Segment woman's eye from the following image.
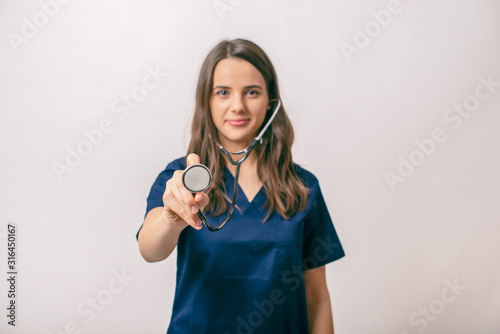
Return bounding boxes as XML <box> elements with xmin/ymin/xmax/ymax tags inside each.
<box><xmin>216</xmin><ymin>90</ymin><xmax>228</xmax><ymax>96</ymax></box>
<box><xmin>247</xmin><ymin>90</ymin><xmax>259</xmax><ymax>96</ymax></box>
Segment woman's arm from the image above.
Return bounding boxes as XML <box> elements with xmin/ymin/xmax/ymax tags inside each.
<box><xmin>138</xmin><ymin>153</ymin><xmax>209</xmax><ymax>262</ymax></box>
<box><xmin>304</xmin><ymin>265</ymin><xmax>335</xmax><ymax>334</ymax></box>
<box><xmin>137</xmin><ymin>207</ymin><xmax>186</xmax><ymax>262</ymax></box>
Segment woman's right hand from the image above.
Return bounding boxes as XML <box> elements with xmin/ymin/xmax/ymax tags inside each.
<box><xmin>162</xmin><ymin>153</ymin><xmax>210</xmax><ymax>230</ymax></box>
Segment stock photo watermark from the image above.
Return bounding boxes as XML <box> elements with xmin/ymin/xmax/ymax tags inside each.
<box><xmin>7</xmin><ymin>0</ymin><xmax>72</xmax><ymax>54</ymax></box>
<box><xmin>213</xmin><ymin>0</ymin><xmax>244</xmax><ymax>21</ymax></box>
<box><xmin>398</xmin><ymin>278</ymin><xmax>467</xmax><ymax>334</ymax></box>
<box><xmin>339</xmin><ymin>0</ymin><xmax>405</xmax><ymax>64</ymax></box>
<box><xmin>51</xmin><ymin>65</ymin><xmax>168</xmax><ymax>182</ymax></box>
<box><xmin>225</xmin><ymin>234</ymin><xmax>342</xmax><ymax>334</ymax></box>
<box><xmin>47</xmin><ymin>268</ymin><xmax>134</xmax><ymax>334</ymax></box>
<box><xmin>384</xmin><ymin>74</ymin><xmax>499</xmax><ymax>192</ymax></box>
<box><xmin>5</xmin><ymin>223</ymin><xmax>18</xmax><ymax>326</ymax></box>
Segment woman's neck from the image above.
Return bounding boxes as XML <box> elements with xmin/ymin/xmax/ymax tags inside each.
<box><xmin>223</xmin><ymin>148</ymin><xmax>258</xmax><ymax>170</ymax></box>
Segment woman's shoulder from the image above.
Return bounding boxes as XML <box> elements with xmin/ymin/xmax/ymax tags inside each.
<box><xmin>163</xmin><ymin>156</ymin><xmax>187</xmax><ymax>172</ymax></box>
<box><xmin>293</xmin><ymin>163</ymin><xmax>320</xmax><ymax>189</ymax></box>
<box><xmin>292</xmin><ymin>163</ymin><xmax>325</xmax><ymax>210</ymax></box>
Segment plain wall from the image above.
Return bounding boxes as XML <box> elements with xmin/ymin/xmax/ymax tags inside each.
<box><xmin>1</xmin><ymin>0</ymin><xmax>499</xmax><ymax>333</ymax></box>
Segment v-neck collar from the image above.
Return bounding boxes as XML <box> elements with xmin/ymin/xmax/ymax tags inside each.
<box><xmin>223</xmin><ymin>166</ymin><xmax>266</xmax><ymax>216</ymax></box>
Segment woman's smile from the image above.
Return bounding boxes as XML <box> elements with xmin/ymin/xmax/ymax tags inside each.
<box><xmin>226</xmin><ymin>118</ymin><xmax>250</xmax><ymax>127</ymax></box>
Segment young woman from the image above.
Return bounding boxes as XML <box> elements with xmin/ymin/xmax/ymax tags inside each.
<box><xmin>137</xmin><ymin>39</ymin><xmax>345</xmax><ymax>334</ymax></box>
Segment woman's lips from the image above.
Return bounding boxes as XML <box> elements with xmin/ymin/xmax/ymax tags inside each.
<box><xmin>226</xmin><ymin>119</ymin><xmax>250</xmax><ymax>127</ymax></box>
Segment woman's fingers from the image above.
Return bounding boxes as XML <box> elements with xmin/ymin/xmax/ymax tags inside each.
<box><xmin>170</xmin><ymin>175</ymin><xmax>202</xmax><ymax>229</ymax></box>
<box><xmin>174</xmin><ymin>170</ymin><xmax>201</xmax><ymax>215</ymax></box>
<box><xmin>195</xmin><ymin>192</ymin><xmax>209</xmax><ymax>209</ymax></box>
<box><xmin>165</xmin><ymin>193</ymin><xmax>201</xmax><ymax>230</ymax></box>
<box><xmin>164</xmin><ymin>174</ymin><xmax>201</xmax><ymax>230</ymax></box>
<box><xmin>186</xmin><ymin>153</ymin><xmax>200</xmax><ymax>167</ymax></box>
<box><xmin>162</xmin><ymin>154</ymin><xmax>210</xmax><ymax>231</ymax></box>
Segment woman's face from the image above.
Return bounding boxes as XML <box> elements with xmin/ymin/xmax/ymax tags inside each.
<box><xmin>210</xmin><ymin>57</ymin><xmax>269</xmax><ymax>150</ymax></box>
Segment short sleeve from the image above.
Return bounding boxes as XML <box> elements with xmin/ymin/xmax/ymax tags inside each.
<box><xmin>302</xmin><ymin>179</ymin><xmax>345</xmax><ymax>270</ymax></box>
<box><xmin>136</xmin><ymin>157</ymin><xmax>186</xmax><ymax>240</ymax></box>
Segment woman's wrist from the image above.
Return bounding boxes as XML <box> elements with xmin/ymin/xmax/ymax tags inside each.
<box><xmin>160</xmin><ymin>209</ymin><xmax>188</xmax><ymax>234</ymax></box>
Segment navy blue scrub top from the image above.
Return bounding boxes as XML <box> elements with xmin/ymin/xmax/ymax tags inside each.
<box><xmin>137</xmin><ymin>156</ymin><xmax>345</xmax><ymax>334</ymax></box>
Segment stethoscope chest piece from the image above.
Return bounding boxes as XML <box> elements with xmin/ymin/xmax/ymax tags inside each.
<box><xmin>182</xmin><ymin>164</ymin><xmax>212</xmax><ymax>192</ymax></box>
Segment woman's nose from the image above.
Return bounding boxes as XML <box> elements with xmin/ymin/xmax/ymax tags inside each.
<box><xmin>229</xmin><ymin>95</ymin><xmax>245</xmax><ymax>113</ymax></box>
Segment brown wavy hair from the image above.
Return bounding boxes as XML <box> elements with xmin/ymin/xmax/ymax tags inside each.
<box><xmin>187</xmin><ymin>38</ymin><xmax>308</xmax><ymax>221</ymax></box>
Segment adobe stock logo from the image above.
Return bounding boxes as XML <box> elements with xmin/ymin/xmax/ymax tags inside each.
<box><xmin>339</xmin><ymin>0</ymin><xmax>404</xmax><ymax>64</ymax></box>
<box><xmin>212</xmin><ymin>0</ymin><xmax>244</xmax><ymax>21</ymax></box>
<box><xmin>226</xmin><ymin>234</ymin><xmax>342</xmax><ymax>334</ymax></box>
<box><xmin>399</xmin><ymin>278</ymin><xmax>467</xmax><ymax>334</ymax></box>
<box><xmin>51</xmin><ymin>65</ymin><xmax>168</xmax><ymax>182</ymax></box>
<box><xmin>47</xmin><ymin>268</ymin><xmax>134</xmax><ymax>334</ymax></box>
<box><xmin>384</xmin><ymin>74</ymin><xmax>498</xmax><ymax>192</ymax></box>
<box><xmin>7</xmin><ymin>0</ymin><xmax>72</xmax><ymax>54</ymax></box>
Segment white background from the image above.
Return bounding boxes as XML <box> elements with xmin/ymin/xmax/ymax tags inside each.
<box><xmin>1</xmin><ymin>0</ymin><xmax>499</xmax><ymax>333</ymax></box>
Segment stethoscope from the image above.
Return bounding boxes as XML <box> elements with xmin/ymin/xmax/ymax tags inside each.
<box><xmin>182</xmin><ymin>99</ymin><xmax>281</xmax><ymax>231</ymax></box>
